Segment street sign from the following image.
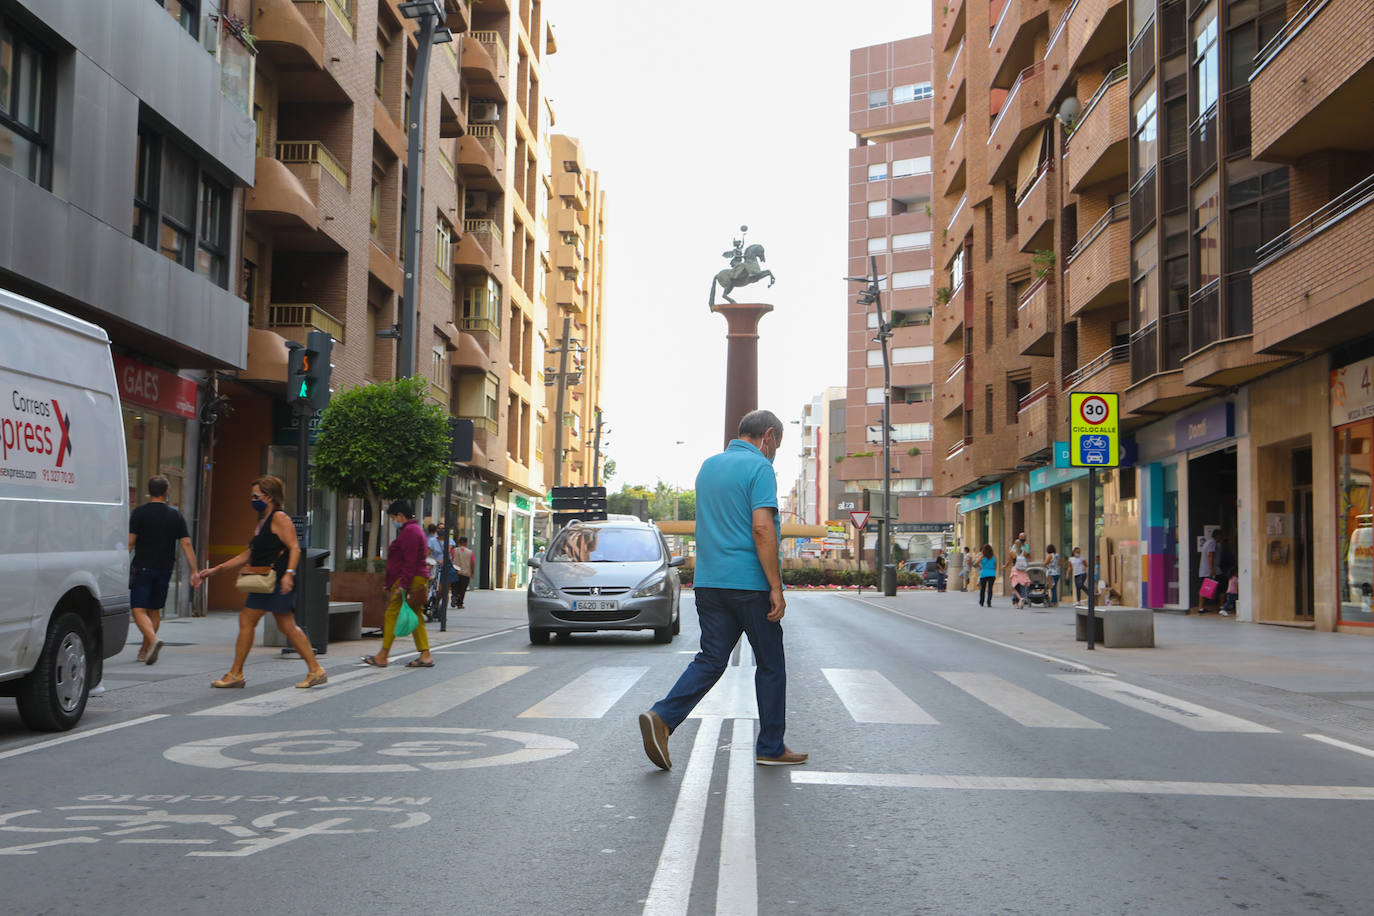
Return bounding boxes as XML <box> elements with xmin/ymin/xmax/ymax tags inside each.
<box><xmin>1069</xmin><ymin>392</ymin><xmax>1119</xmax><ymax>468</ymax></box>
<box><xmin>550</xmin><ymin>485</ymin><xmax>608</xmax><ymax>525</ymax></box>
<box><xmin>850</xmin><ymin>510</ymin><xmax>870</xmax><ymax>530</ymax></box>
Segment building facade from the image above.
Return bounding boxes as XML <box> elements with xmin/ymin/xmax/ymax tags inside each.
<box><xmin>846</xmin><ymin>36</ymin><xmax>955</xmax><ymax>561</ymax></box>
<box><xmin>932</xmin><ymin>0</ymin><xmax>1374</xmax><ymax>631</ymax></box>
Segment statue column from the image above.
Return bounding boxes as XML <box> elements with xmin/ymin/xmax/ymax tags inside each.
<box><xmin>710</xmin><ymin>302</ymin><xmax>774</xmax><ymax>451</ymax></box>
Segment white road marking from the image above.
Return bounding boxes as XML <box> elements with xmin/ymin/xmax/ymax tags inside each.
<box><xmin>821</xmin><ymin>669</ymin><xmax>938</xmax><ymax>725</ymax></box>
<box><xmin>0</xmin><ymin>714</ymin><xmax>168</xmax><ymax>761</ymax></box>
<box><xmin>1306</xmin><ymin>734</ymin><xmax>1374</xmax><ymax>760</ymax></box>
<box><xmin>792</xmin><ymin>770</ymin><xmax>1374</xmax><ymax>800</ymax></box>
<box><xmin>193</xmin><ymin>667</ymin><xmax>409</xmax><ymax>717</ymax></box>
<box><xmin>691</xmin><ymin>666</ymin><xmax>759</xmax><ymax>720</ymax></box>
<box><xmin>361</xmin><ymin>666</ymin><xmax>533</xmax><ymax>718</ymax></box>
<box><xmin>936</xmin><ymin>671</ymin><xmax>1107</xmax><ymax>729</ymax></box>
<box><xmin>1052</xmin><ymin>674</ymin><xmax>1277</xmax><ymax>732</ymax></box>
<box><xmin>717</xmin><ymin>718</ymin><xmax>757</xmax><ymax>916</ymax></box>
<box><xmin>643</xmin><ymin>716</ymin><xmax>724</xmax><ymax>916</ymax></box>
<box><xmin>519</xmin><ymin>666</ymin><xmax>648</xmax><ymax>718</ymax></box>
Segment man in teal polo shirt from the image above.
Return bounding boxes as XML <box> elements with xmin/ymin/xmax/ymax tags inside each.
<box><xmin>638</xmin><ymin>410</ymin><xmax>807</xmax><ymax>769</ymax></box>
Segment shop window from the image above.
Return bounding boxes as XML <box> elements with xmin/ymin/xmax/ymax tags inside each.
<box><xmin>1118</xmin><ymin>466</ymin><xmax>1137</xmax><ymax>500</ymax></box>
<box><xmin>1336</xmin><ymin>420</ymin><xmax>1373</xmax><ymax>624</ymax></box>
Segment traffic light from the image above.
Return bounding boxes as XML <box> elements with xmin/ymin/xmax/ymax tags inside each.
<box><xmin>306</xmin><ymin>329</ymin><xmax>333</xmax><ymax>412</ymax></box>
<box><xmin>287</xmin><ymin>342</ymin><xmax>313</xmax><ymax>410</ymax></box>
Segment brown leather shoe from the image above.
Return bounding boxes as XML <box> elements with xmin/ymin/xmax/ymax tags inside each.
<box><xmin>756</xmin><ymin>747</ymin><xmax>808</xmax><ymax>766</ymax></box>
<box><xmin>638</xmin><ymin>711</ymin><xmax>671</xmax><ymax>770</ymax></box>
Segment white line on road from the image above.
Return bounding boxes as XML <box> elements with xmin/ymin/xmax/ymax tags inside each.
<box><xmin>0</xmin><ymin>714</ymin><xmax>167</xmax><ymax>761</ymax></box>
<box><xmin>1052</xmin><ymin>674</ymin><xmax>1276</xmax><ymax>732</ymax></box>
<box><xmin>643</xmin><ymin>716</ymin><xmax>724</xmax><ymax>916</ymax></box>
<box><xmin>936</xmin><ymin>671</ymin><xmax>1107</xmax><ymax>729</ymax></box>
<box><xmin>821</xmin><ymin>668</ymin><xmax>938</xmax><ymax>725</ymax></box>
<box><xmin>1306</xmin><ymin>734</ymin><xmax>1374</xmax><ymax>760</ymax></box>
<box><xmin>361</xmin><ymin>666</ymin><xmax>533</xmax><ymax>718</ymax></box>
<box><xmin>518</xmin><ymin>666</ymin><xmax>648</xmax><ymax>718</ymax></box>
<box><xmin>193</xmin><ymin>667</ymin><xmax>409</xmax><ymax>717</ymax></box>
<box><xmin>792</xmin><ymin>770</ymin><xmax>1374</xmax><ymax>800</ymax></box>
<box><xmin>691</xmin><ymin>666</ymin><xmax>759</xmax><ymax>720</ymax></box>
<box><xmin>717</xmin><ymin>718</ymin><xmax>757</xmax><ymax>916</ymax></box>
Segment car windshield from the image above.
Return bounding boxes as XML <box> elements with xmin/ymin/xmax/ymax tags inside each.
<box><xmin>546</xmin><ymin>525</ymin><xmax>663</xmax><ymax>562</ymax></box>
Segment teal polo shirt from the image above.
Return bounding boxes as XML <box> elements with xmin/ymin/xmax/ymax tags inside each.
<box><xmin>693</xmin><ymin>439</ymin><xmax>780</xmax><ymax>591</ymax></box>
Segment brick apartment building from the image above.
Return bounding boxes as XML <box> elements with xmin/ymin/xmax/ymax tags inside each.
<box><xmin>932</xmin><ymin>0</ymin><xmax>1374</xmax><ymax>631</ymax></box>
<box><xmin>845</xmin><ymin>36</ymin><xmax>956</xmax><ymax>563</ymax></box>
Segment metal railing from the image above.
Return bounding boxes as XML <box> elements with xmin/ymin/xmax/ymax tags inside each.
<box><xmin>1015</xmin><ymin>156</ymin><xmax>1053</xmax><ymax>205</ymax></box>
<box><xmin>458</xmin><ymin>413</ymin><xmax>499</xmax><ymax>436</ymax></box>
<box><xmin>990</xmin><ymin>0</ymin><xmax>1015</xmax><ymax>47</ymax></box>
<box><xmin>1017</xmin><ymin>382</ymin><xmax>1051</xmax><ymax>412</ymax></box>
<box><xmin>1064</xmin><ymin>344</ymin><xmax>1128</xmax><ymax>389</ymax></box>
<box><xmin>463</xmin><ymin>217</ymin><xmax>504</xmax><ymax>246</ymax></box>
<box><xmin>988</xmin><ymin>63</ymin><xmax>1042</xmax><ymax>142</ymax></box>
<box><xmin>1018</xmin><ymin>275</ymin><xmax>1050</xmax><ymax>309</ymax></box>
<box><xmin>946</xmin><ymin>355</ymin><xmax>968</xmax><ymax>383</ymax></box>
<box><xmin>947</xmin><ymin>437</ymin><xmax>971</xmax><ymax>459</ymax></box>
<box><xmin>947</xmin><ymin>39</ymin><xmax>965</xmax><ymax>81</ymax></box>
<box><xmin>267</xmin><ymin>303</ymin><xmax>344</xmax><ymax>341</ymax></box>
<box><xmin>948</xmin><ymin>116</ymin><xmax>965</xmax><ymax>151</ymax></box>
<box><xmin>947</xmin><ymin>192</ymin><xmax>967</xmax><ymax>230</ymax></box>
<box><xmin>1065</xmin><ymin>63</ymin><xmax>1127</xmax><ymax>143</ymax></box>
<box><xmin>275</xmin><ymin>140</ymin><xmax>350</xmax><ymax>188</ymax></box>
<box><xmin>467</xmin><ymin>123</ymin><xmax>507</xmax><ymax>160</ymax></box>
<box><xmin>1255</xmin><ymin>172</ymin><xmax>1374</xmax><ymax>267</ymax></box>
<box><xmin>1047</xmin><ymin>0</ymin><xmax>1078</xmax><ymax>51</ymax></box>
<box><xmin>1252</xmin><ymin>0</ymin><xmax>1330</xmax><ymax>77</ymax></box>
<box><xmin>1066</xmin><ymin>203</ymin><xmax>1127</xmax><ymax>264</ymax></box>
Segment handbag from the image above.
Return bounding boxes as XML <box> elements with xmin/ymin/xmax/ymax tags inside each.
<box><xmin>1199</xmin><ymin>577</ymin><xmax>1220</xmax><ymax>600</ymax></box>
<box><xmin>407</xmin><ymin>579</ymin><xmax>429</xmax><ymax>612</ymax></box>
<box><xmin>236</xmin><ymin>565</ymin><xmax>278</xmax><ymax>594</ymax></box>
<box><xmin>394</xmin><ymin>598</ymin><xmax>420</xmax><ymax>637</ymax></box>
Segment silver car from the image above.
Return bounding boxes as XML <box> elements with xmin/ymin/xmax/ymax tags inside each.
<box><xmin>526</xmin><ymin>520</ymin><xmax>684</xmax><ymax>644</ymax></box>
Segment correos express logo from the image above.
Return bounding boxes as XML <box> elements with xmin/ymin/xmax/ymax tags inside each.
<box><xmin>1</xmin><ymin>389</ymin><xmax>76</xmax><ymax>486</ymax></box>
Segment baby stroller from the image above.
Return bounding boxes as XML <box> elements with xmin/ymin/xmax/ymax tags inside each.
<box><xmin>1023</xmin><ymin>563</ymin><xmax>1050</xmax><ymax>607</ymax></box>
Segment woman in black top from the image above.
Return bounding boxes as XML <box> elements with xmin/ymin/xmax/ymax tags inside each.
<box><xmin>192</xmin><ymin>475</ymin><xmax>327</xmax><ymax>689</ymax></box>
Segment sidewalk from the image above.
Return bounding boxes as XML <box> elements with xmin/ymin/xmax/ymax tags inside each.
<box><xmin>97</xmin><ymin>589</ymin><xmax>530</xmax><ymax>693</ymax></box>
<box><xmin>841</xmin><ymin>586</ymin><xmax>1374</xmax><ymax>748</ymax></box>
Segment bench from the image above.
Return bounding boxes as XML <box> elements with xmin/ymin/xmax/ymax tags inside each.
<box><xmin>1074</xmin><ymin>606</ymin><xmax>1155</xmax><ymax>648</ymax></box>
<box><xmin>261</xmin><ymin>601</ymin><xmax>365</xmax><ymax>647</ymax></box>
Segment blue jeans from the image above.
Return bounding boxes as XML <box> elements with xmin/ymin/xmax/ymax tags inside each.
<box><xmin>1049</xmin><ymin>574</ymin><xmax>1060</xmax><ymax>604</ymax></box>
<box><xmin>651</xmin><ymin>587</ymin><xmax>787</xmax><ymax>758</ymax></box>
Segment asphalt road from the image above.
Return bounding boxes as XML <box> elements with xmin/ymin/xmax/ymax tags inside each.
<box><xmin>3</xmin><ymin>591</ymin><xmax>1374</xmax><ymax>915</ymax></box>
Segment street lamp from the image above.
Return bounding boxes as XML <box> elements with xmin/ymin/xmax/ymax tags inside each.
<box><xmin>397</xmin><ymin>0</ymin><xmax>454</xmax><ymax>378</ymax></box>
<box><xmin>847</xmin><ymin>255</ymin><xmax>896</xmax><ymax>596</ymax></box>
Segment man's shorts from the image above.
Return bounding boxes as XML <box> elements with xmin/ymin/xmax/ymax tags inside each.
<box><xmin>131</xmin><ymin>568</ymin><xmax>174</xmax><ymax>611</ymax></box>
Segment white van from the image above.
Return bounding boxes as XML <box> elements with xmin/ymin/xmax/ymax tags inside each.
<box><xmin>0</xmin><ymin>290</ymin><xmax>129</xmax><ymax>730</ymax></box>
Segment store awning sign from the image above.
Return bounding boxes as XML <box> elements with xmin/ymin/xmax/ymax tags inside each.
<box><xmin>957</xmin><ymin>481</ymin><xmax>1002</xmax><ymax>514</ymax></box>
<box><xmin>113</xmin><ymin>355</ymin><xmax>198</xmax><ymax>419</ymax></box>
<box><xmin>1331</xmin><ymin>355</ymin><xmax>1374</xmax><ymax>428</ymax></box>
<box><xmin>1175</xmin><ymin>402</ymin><xmax>1234</xmax><ymax>450</ymax></box>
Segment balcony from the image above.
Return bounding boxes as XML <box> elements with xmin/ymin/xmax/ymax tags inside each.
<box><xmin>266</xmin><ymin>303</ymin><xmax>344</xmax><ymax>344</ymax></box>
<box><xmin>939</xmin><ymin>356</ymin><xmax>968</xmax><ymax>418</ymax></box>
<box><xmin>1016</xmin><ymin>385</ymin><xmax>1055</xmax><ymax>462</ymax></box>
<box><xmin>268</xmin><ymin>0</ymin><xmax>351</xmax><ymax>103</ymax></box>
<box><xmin>1064</xmin><ymin>344</ymin><xmax>1130</xmax><ymax>393</ymax></box>
<box><xmin>439</xmin><ymin>92</ymin><xmax>468</xmax><ymax>139</ymax></box>
<box><xmin>987</xmin><ymin>63</ymin><xmax>1047</xmax><ymax>182</ymax></box>
<box><xmin>937</xmin><ymin>0</ymin><xmax>966</xmax><ymax>51</ymax></box>
<box><xmin>1064</xmin><ymin>204</ymin><xmax>1128</xmax><ymax>318</ymax></box>
<box><xmin>442</xmin><ymin>0</ymin><xmax>471</xmax><ymax>32</ymax></box>
<box><xmin>1182</xmin><ymin>275</ymin><xmax>1289</xmax><ymax>387</ymax></box>
<box><xmin>1042</xmin><ymin>3</ymin><xmax>1072</xmax><ymax>102</ymax></box>
<box><xmin>246</xmin><ymin>157</ymin><xmax>317</xmax><ymax>232</ymax></box>
<box><xmin>988</xmin><ymin>0</ymin><xmax>1050</xmax><ymax>88</ymax></box>
<box><xmin>1250</xmin><ymin>0</ymin><xmax>1374</xmax><ymax>163</ymax></box>
<box><xmin>940</xmin><ymin>117</ymin><xmax>967</xmax><ymax>198</ymax></box>
<box><xmin>944</xmin><ymin>190</ymin><xmax>972</xmax><ymax>259</ymax></box>
<box><xmin>940</xmin><ymin>39</ymin><xmax>967</xmax><ymax>125</ymax></box>
<box><xmin>1015</xmin><ymin>159</ymin><xmax>1056</xmax><ymax>252</ymax></box>
<box><xmin>891</xmin><ymin>360</ymin><xmax>935</xmax><ymax>390</ymax></box>
<box><xmin>1065</xmin><ymin>65</ymin><xmax>1127</xmax><ymax>192</ymax></box>
<box><xmin>462</xmin><ymin>31</ymin><xmax>508</xmax><ymax>98</ymax></box>
<box><xmin>555</xmin><ymin>275</ymin><xmax>586</xmax><ymax>314</ymax></box>
<box><xmin>558</xmin><ymin>170</ymin><xmax>587</xmax><ymax>210</ymax></box>
<box><xmin>457</xmin><ymin>124</ymin><xmax>505</xmax><ymax>190</ymax></box>
<box><xmin>450</xmin><ymin>331</ymin><xmax>490</xmax><ymax>373</ymax></box>
<box><xmin>253</xmin><ymin>0</ymin><xmax>324</xmax><ymax>71</ymax></box>
<box><xmin>935</xmin><ymin>288</ymin><xmax>964</xmax><ymax>344</ymax></box>
<box><xmin>455</xmin><ymin>218</ymin><xmax>503</xmax><ymax>273</ymax></box>
<box><xmin>1016</xmin><ymin>277</ymin><xmax>1055</xmax><ymax>357</ymax></box>
<box><xmin>554</xmin><ymin>240</ymin><xmax>586</xmax><ymax>270</ymax></box>
<box><xmin>554</xmin><ymin>207</ymin><xmax>585</xmax><ymax>240</ymax></box>
<box><xmin>1065</xmin><ymin>0</ymin><xmax>1127</xmax><ymax>75</ymax></box>
<box><xmin>248</xmin><ymin>142</ymin><xmax>350</xmax><ymax>248</ymax></box>
<box><xmin>1123</xmin><ymin>315</ymin><xmax>1202</xmax><ymax>417</ymax></box>
<box><xmin>1252</xmin><ymin>172</ymin><xmax>1374</xmax><ymax>353</ymax></box>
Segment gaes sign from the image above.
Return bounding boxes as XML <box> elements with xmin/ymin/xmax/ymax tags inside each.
<box><xmin>1069</xmin><ymin>392</ymin><xmax>1119</xmax><ymax>468</ymax></box>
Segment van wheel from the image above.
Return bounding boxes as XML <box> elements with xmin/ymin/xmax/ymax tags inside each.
<box><xmin>16</xmin><ymin>612</ymin><xmax>90</xmax><ymax>732</ymax></box>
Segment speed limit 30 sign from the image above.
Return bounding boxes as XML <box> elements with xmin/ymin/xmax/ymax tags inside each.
<box><xmin>1069</xmin><ymin>392</ymin><xmax>1119</xmax><ymax>467</ymax></box>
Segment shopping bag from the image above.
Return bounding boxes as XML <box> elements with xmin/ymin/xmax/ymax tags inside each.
<box><xmin>1198</xmin><ymin>577</ymin><xmax>1220</xmax><ymax>600</ymax></box>
<box><xmin>394</xmin><ymin>598</ymin><xmax>420</xmax><ymax>637</ymax></box>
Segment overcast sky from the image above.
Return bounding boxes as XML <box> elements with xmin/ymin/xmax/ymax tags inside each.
<box><xmin>545</xmin><ymin>1</ymin><xmax>931</xmax><ymax>491</ymax></box>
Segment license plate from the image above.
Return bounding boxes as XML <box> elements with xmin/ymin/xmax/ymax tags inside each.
<box><xmin>573</xmin><ymin>600</ymin><xmax>618</xmax><ymax>611</ymax></box>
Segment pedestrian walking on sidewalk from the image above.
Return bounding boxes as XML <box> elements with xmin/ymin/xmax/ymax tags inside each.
<box><xmin>638</xmin><ymin>410</ymin><xmax>806</xmax><ymax>771</ymax></box>
<box><xmin>193</xmin><ymin>476</ymin><xmax>327</xmax><ymax>690</ymax></box>
<box><xmin>1044</xmin><ymin>544</ymin><xmax>1061</xmax><ymax>606</ymax></box>
<box><xmin>978</xmin><ymin>544</ymin><xmax>997</xmax><ymax>606</ymax></box>
<box><xmin>128</xmin><ymin>476</ymin><xmax>198</xmax><ymax>665</ymax></box>
<box><xmin>451</xmin><ymin>536</ymin><xmax>474</xmax><ymax>609</ymax></box>
<box><xmin>362</xmin><ymin>499</ymin><xmax>435</xmax><ymax>669</ymax></box>
<box><xmin>1009</xmin><ymin>550</ymin><xmax>1031</xmax><ymax>608</ymax></box>
<box><xmin>960</xmin><ymin>546</ymin><xmax>972</xmax><ymax>591</ymax></box>
<box><xmin>1069</xmin><ymin>546</ymin><xmax>1087</xmax><ymax>603</ymax></box>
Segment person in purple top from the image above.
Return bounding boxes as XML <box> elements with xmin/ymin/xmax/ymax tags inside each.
<box><xmin>362</xmin><ymin>498</ymin><xmax>435</xmax><ymax>668</ymax></box>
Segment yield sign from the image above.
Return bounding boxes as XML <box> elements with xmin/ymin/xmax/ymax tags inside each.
<box><xmin>849</xmin><ymin>510</ymin><xmax>871</xmax><ymax>531</ymax></box>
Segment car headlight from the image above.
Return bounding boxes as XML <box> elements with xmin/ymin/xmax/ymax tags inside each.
<box><xmin>529</xmin><ymin>574</ymin><xmax>559</xmax><ymax>598</ymax></box>
<box><xmin>633</xmin><ymin>574</ymin><xmax>667</xmax><ymax>598</ymax></box>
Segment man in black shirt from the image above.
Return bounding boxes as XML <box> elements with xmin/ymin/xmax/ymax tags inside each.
<box><xmin>128</xmin><ymin>476</ymin><xmax>197</xmax><ymax>664</ymax></box>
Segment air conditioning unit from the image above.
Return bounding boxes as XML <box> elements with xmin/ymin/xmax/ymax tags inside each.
<box><xmin>465</xmin><ymin>191</ymin><xmax>490</xmax><ymax>214</ymax></box>
<box><xmin>470</xmin><ymin>102</ymin><xmax>500</xmax><ymax>122</ymax></box>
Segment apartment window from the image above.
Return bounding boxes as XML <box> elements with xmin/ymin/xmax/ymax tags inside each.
<box><xmin>904</xmin><ymin>384</ymin><xmax>933</xmax><ymax>403</ymax></box>
<box><xmin>1008</xmin><ymin>378</ymin><xmax>1031</xmax><ymax>423</ymax></box>
<box><xmin>892</xmin><ymin>156</ymin><xmax>931</xmax><ymax>178</ymax></box>
<box><xmin>1192</xmin><ymin>173</ymin><xmax>1221</xmax><ymax>288</ymax></box>
<box><xmin>1192</xmin><ymin>9</ymin><xmax>1219</xmax><ymax>119</ymax></box>
<box><xmin>133</xmin><ymin>127</ymin><xmax>232</xmax><ymax>289</ymax></box>
<box><xmin>893</xmin><ymin>82</ymin><xmax>933</xmax><ymax>104</ymax></box>
<box><xmin>868</xmin><ymin>200</ymin><xmax>888</xmax><ymax>218</ymax></box>
<box><xmin>894</xmin><ymin>231</ymin><xmax>931</xmax><ymax>250</ymax></box>
<box><xmin>375</xmin><ymin>52</ymin><xmax>385</xmax><ymax>98</ymax></box>
<box><xmin>868</xmin><ymin>162</ymin><xmax>888</xmax><ymax>182</ymax></box>
<box><xmin>867</xmin><ymin>349</ymin><xmax>885</xmax><ymax>368</ymax></box>
<box><xmin>155</xmin><ymin>0</ymin><xmax>200</xmax><ymax>39</ymax></box>
<box><xmin>1131</xmin><ymin>232</ymin><xmax>1158</xmax><ymax>332</ymax></box>
<box><xmin>867</xmin><ymin>237</ymin><xmax>886</xmax><ymax>254</ymax></box>
<box><xmin>892</xmin><ymin>423</ymin><xmax>933</xmax><ymax>441</ymax></box>
<box><xmin>984</xmin><ymin>386</ymin><xmax>994</xmax><ymax>435</ymax></box>
<box><xmin>892</xmin><ymin>345</ymin><xmax>934</xmax><ymax>364</ymax></box>
<box><xmin>370</xmin><ymin>168</ymin><xmax>382</xmax><ymax>238</ymax></box>
<box><xmin>949</xmin><ymin>245</ymin><xmax>967</xmax><ymax>290</ymax></box>
<box><xmin>1131</xmin><ymin>0</ymin><xmax>1153</xmax><ymax>37</ymax></box>
<box><xmin>1226</xmin><ymin>162</ymin><xmax>1289</xmax><ymax>272</ymax></box>
<box><xmin>866</xmin><ymin>387</ymin><xmax>885</xmax><ymax>405</ymax></box>
<box><xmin>462</xmin><ymin>276</ymin><xmax>502</xmax><ymax>334</ymax></box>
<box><xmin>1132</xmin><ymin>84</ymin><xmax>1158</xmax><ymax>181</ymax></box>
<box><xmin>436</xmin><ymin>213</ymin><xmax>454</xmax><ymax>276</ymax></box>
<box><xmin>892</xmin><ymin>269</ymin><xmax>932</xmax><ymax>289</ymax></box>
<box><xmin>196</xmin><ymin>175</ymin><xmax>229</xmax><ymax>286</ymax></box>
<box><xmin>867</xmin><ymin>89</ymin><xmax>887</xmax><ymax>109</ymax></box>
<box><xmin>252</xmin><ymin>104</ymin><xmax>265</xmax><ymax>158</ymax></box>
<box><xmin>1163</xmin><ymin>213</ymin><xmax>1189</xmax><ymax>315</ymax></box>
<box><xmin>1226</xmin><ymin>0</ymin><xmax>1285</xmax><ymax>87</ymax></box>
<box><xmin>0</xmin><ymin>20</ymin><xmax>54</xmax><ymax>187</ymax></box>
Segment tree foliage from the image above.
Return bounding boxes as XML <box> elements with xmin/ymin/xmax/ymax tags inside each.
<box><xmin>607</xmin><ymin>481</ymin><xmax>695</xmax><ymax>521</ymax></box>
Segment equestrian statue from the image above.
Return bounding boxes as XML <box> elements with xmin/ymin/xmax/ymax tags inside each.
<box><xmin>710</xmin><ymin>225</ymin><xmax>776</xmax><ymax>306</ymax></box>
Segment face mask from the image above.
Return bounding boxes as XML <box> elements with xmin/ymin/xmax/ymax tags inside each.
<box><xmin>250</xmin><ymin>497</ymin><xmax>267</xmax><ymax>512</ymax></box>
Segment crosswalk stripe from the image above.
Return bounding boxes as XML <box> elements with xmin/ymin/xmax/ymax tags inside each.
<box><xmin>821</xmin><ymin>669</ymin><xmax>938</xmax><ymax>725</ymax></box>
<box><xmin>1052</xmin><ymin>674</ymin><xmax>1277</xmax><ymax>732</ymax></box>
<box><xmin>518</xmin><ymin>666</ymin><xmax>649</xmax><ymax>718</ymax></box>
<box><xmin>192</xmin><ymin>667</ymin><xmax>408</xmax><ymax>717</ymax></box>
<box><xmin>689</xmin><ymin>666</ymin><xmax>759</xmax><ymax>720</ymax></box>
<box><xmin>936</xmin><ymin>671</ymin><xmax>1108</xmax><ymax>729</ymax></box>
<box><xmin>359</xmin><ymin>666</ymin><xmax>533</xmax><ymax>718</ymax></box>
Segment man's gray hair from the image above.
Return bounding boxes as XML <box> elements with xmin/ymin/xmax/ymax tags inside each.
<box><xmin>737</xmin><ymin>409</ymin><xmax>784</xmax><ymax>440</ymax></box>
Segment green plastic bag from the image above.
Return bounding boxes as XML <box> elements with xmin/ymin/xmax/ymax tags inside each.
<box><xmin>394</xmin><ymin>598</ymin><xmax>420</xmax><ymax>638</ymax></box>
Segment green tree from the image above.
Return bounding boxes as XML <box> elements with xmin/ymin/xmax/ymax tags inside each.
<box><xmin>602</xmin><ymin>458</ymin><xmax>616</xmax><ymax>482</ymax></box>
<box><xmin>313</xmin><ymin>376</ymin><xmax>451</xmax><ymax>567</ymax></box>
<box><xmin>608</xmin><ymin>484</ymin><xmax>653</xmax><ymax>520</ymax></box>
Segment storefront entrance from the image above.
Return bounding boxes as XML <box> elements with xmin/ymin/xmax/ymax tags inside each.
<box><xmin>1188</xmin><ymin>447</ymin><xmax>1238</xmax><ymax>608</ymax></box>
<box><xmin>1336</xmin><ymin>420</ymin><xmax>1372</xmax><ymax>625</ymax></box>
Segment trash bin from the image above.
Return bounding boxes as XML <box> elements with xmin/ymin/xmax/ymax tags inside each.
<box><xmin>262</xmin><ymin>548</ymin><xmax>330</xmax><ymax>652</ymax></box>
<box><xmin>883</xmin><ymin>563</ymin><xmax>897</xmax><ymax>597</ymax></box>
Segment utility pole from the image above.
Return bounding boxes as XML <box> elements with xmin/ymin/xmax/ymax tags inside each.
<box><xmin>548</xmin><ymin>316</ymin><xmax>586</xmax><ymax>487</ymax></box>
<box><xmin>591</xmin><ymin>407</ymin><xmax>603</xmax><ymax>485</ymax></box>
<box><xmin>848</xmin><ymin>255</ymin><xmax>896</xmax><ymax>596</ymax></box>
